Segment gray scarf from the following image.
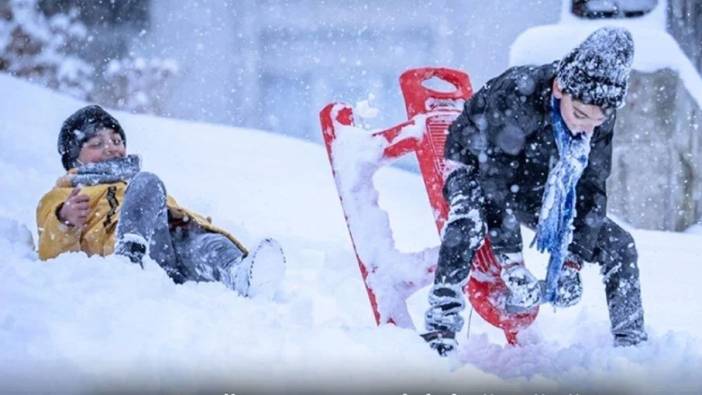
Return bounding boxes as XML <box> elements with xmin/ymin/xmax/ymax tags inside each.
<box><xmin>71</xmin><ymin>155</ymin><xmax>141</xmax><ymax>186</ymax></box>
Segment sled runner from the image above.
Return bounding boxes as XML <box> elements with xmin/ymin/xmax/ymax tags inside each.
<box><xmin>319</xmin><ymin>67</ymin><xmax>538</xmax><ymax>345</ymax></box>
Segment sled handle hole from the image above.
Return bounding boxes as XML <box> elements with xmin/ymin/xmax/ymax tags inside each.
<box><xmin>421</xmin><ymin>76</ymin><xmax>459</xmax><ymax>94</ymax></box>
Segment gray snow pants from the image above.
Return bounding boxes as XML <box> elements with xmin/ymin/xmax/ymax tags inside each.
<box><xmin>115</xmin><ymin>172</ymin><xmax>245</xmax><ymax>287</ymax></box>
<box><xmin>430</xmin><ymin>169</ymin><xmax>647</xmax><ymax>344</ymax></box>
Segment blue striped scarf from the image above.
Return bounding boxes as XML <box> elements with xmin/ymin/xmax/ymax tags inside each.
<box><xmin>532</xmin><ymin>97</ymin><xmax>592</xmax><ymax>303</ymax></box>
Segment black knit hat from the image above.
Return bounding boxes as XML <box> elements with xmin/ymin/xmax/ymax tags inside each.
<box><xmin>58</xmin><ymin>105</ymin><xmax>126</xmax><ymax>170</ymax></box>
<box><xmin>556</xmin><ymin>27</ymin><xmax>634</xmax><ymax>109</ymax></box>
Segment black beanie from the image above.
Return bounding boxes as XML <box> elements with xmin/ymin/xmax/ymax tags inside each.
<box><xmin>556</xmin><ymin>27</ymin><xmax>634</xmax><ymax>109</ymax></box>
<box><xmin>58</xmin><ymin>105</ymin><xmax>126</xmax><ymax>170</ymax></box>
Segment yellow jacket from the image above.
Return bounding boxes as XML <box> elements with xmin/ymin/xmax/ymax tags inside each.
<box><xmin>36</xmin><ymin>174</ymin><xmax>247</xmax><ymax>261</ymax></box>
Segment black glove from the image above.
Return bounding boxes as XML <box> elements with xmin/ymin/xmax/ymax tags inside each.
<box><xmin>553</xmin><ymin>256</ymin><xmax>583</xmax><ymax>308</ymax></box>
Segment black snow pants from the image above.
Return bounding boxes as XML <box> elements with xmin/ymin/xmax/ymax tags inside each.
<box><xmin>432</xmin><ymin>167</ymin><xmax>647</xmax><ymax>343</ymax></box>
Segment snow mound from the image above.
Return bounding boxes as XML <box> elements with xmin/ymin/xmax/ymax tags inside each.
<box><xmin>1</xmin><ymin>71</ymin><xmax>702</xmax><ymax>393</ymax></box>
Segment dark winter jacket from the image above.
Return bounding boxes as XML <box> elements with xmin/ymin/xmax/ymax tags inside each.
<box><xmin>444</xmin><ymin>62</ymin><xmax>616</xmax><ymax>262</ymax></box>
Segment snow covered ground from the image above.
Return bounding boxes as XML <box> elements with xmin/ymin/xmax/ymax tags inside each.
<box><xmin>1</xmin><ymin>74</ymin><xmax>701</xmax><ymax>394</ymax></box>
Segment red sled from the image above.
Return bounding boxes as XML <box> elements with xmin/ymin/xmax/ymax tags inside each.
<box><xmin>319</xmin><ymin>67</ymin><xmax>538</xmax><ymax>345</ymax></box>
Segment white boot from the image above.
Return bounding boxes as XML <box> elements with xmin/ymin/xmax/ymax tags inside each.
<box><xmin>231</xmin><ymin>238</ymin><xmax>286</xmax><ymax>299</ymax></box>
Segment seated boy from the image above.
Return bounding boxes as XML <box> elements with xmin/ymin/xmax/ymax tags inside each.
<box><xmin>36</xmin><ymin>105</ymin><xmax>284</xmax><ymax>297</ymax></box>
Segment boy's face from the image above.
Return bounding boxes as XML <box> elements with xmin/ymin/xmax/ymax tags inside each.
<box><xmin>552</xmin><ymin>79</ymin><xmax>607</xmax><ymax>136</ymax></box>
<box><xmin>77</xmin><ymin>127</ymin><xmax>126</xmax><ymax>165</ymax></box>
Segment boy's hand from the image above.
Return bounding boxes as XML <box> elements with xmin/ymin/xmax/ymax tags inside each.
<box><xmin>58</xmin><ymin>187</ymin><xmax>90</xmax><ymax>227</ymax></box>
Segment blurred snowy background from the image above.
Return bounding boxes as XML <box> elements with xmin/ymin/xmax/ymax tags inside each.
<box><xmin>2</xmin><ymin>0</ymin><xmax>701</xmax><ymax>230</ymax></box>
<box><xmin>7</xmin><ymin>0</ymin><xmax>699</xmax><ymax>138</ymax></box>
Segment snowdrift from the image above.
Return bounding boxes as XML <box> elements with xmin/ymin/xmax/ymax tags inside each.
<box><xmin>1</xmin><ymin>74</ymin><xmax>701</xmax><ymax>394</ymax></box>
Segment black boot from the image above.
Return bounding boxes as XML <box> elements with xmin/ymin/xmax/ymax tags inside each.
<box><xmin>421</xmin><ymin>330</ymin><xmax>457</xmax><ymax>356</ymax></box>
<box><xmin>423</xmin><ymin>283</ymin><xmax>465</xmax><ymax>356</ymax></box>
<box><xmin>614</xmin><ymin>331</ymin><xmax>648</xmax><ymax>347</ymax></box>
<box><xmin>553</xmin><ymin>259</ymin><xmax>583</xmax><ymax>308</ymax></box>
<box><xmin>115</xmin><ymin>238</ymin><xmax>146</xmax><ymax>268</ymax></box>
